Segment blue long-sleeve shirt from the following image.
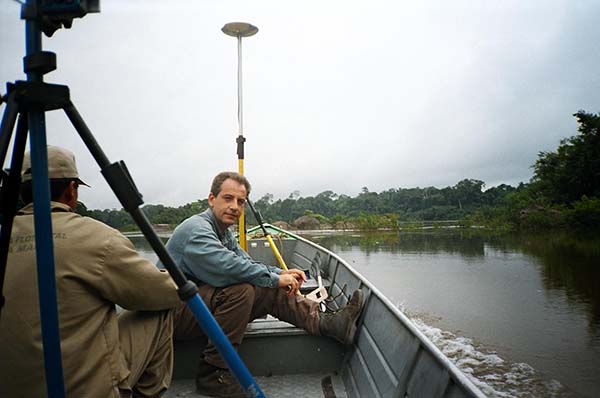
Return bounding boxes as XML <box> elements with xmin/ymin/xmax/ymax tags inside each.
<box><xmin>158</xmin><ymin>209</ymin><xmax>281</xmax><ymax>288</ymax></box>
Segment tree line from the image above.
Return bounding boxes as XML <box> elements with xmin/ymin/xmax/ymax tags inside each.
<box><xmin>466</xmin><ymin>110</ymin><xmax>600</xmax><ymax>230</ymax></box>
<box><xmin>78</xmin><ymin>177</ymin><xmax>511</xmax><ymax>231</ymax></box>
<box><xmin>79</xmin><ymin>110</ymin><xmax>600</xmax><ymax>231</ymax></box>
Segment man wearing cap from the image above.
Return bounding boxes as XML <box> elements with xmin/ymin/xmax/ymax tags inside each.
<box><xmin>0</xmin><ymin>146</ymin><xmax>181</xmax><ymax>397</ymax></box>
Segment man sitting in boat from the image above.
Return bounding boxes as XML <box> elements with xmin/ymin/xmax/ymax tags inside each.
<box><xmin>0</xmin><ymin>146</ymin><xmax>181</xmax><ymax>398</ymax></box>
<box><xmin>162</xmin><ymin>171</ymin><xmax>364</xmax><ymax>398</ymax></box>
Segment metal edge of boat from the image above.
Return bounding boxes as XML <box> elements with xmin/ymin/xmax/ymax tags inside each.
<box><xmin>249</xmin><ymin>223</ymin><xmax>488</xmax><ymax>398</ymax></box>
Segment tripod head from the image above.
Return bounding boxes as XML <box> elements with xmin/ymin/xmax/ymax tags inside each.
<box><xmin>22</xmin><ymin>0</ymin><xmax>100</xmax><ymax>37</ymax></box>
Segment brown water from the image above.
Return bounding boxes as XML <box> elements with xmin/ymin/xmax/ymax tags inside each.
<box><xmin>131</xmin><ymin>229</ymin><xmax>600</xmax><ymax>398</ymax></box>
<box><xmin>308</xmin><ymin>230</ymin><xmax>600</xmax><ymax>398</ymax></box>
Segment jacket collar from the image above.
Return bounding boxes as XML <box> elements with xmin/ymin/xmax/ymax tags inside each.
<box><xmin>201</xmin><ymin>208</ymin><xmax>227</xmax><ymax>240</ymax></box>
<box><xmin>18</xmin><ymin>201</ymin><xmax>73</xmax><ymax>215</ymax></box>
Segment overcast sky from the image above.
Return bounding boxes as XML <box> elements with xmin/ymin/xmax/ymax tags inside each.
<box><xmin>2</xmin><ymin>0</ymin><xmax>599</xmax><ymax>209</ymax></box>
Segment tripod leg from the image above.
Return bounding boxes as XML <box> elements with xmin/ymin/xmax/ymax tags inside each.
<box><xmin>0</xmin><ymin>112</ymin><xmax>28</xmax><ymax>318</ymax></box>
<box><xmin>0</xmin><ymin>92</ymin><xmax>19</xmax><ymax>168</ymax></box>
<box><xmin>28</xmin><ymin>106</ymin><xmax>66</xmax><ymax>398</ymax></box>
<box><xmin>63</xmin><ymin>103</ymin><xmax>192</xmax><ymax>287</ymax></box>
<box><xmin>63</xmin><ymin>103</ymin><xmax>266</xmax><ymax>398</ymax></box>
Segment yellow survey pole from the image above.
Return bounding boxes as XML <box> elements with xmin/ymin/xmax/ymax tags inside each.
<box><xmin>246</xmin><ymin>198</ymin><xmax>289</xmax><ymax>271</ymax></box>
<box><xmin>247</xmin><ymin>199</ymin><xmax>305</xmax><ymax>296</ymax></box>
<box><xmin>265</xmin><ymin>234</ymin><xmax>288</xmax><ymax>271</ymax></box>
<box><xmin>222</xmin><ymin>22</ymin><xmax>258</xmax><ymax>251</ymax></box>
<box><xmin>237</xmin><ymin>155</ymin><xmax>246</xmax><ymax>251</ymax></box>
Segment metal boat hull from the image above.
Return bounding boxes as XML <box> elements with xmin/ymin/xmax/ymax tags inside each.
<box><xmin>168</xmin><ymin>225</ymin><xmax>486</xmax><ymax>398</ymax></box>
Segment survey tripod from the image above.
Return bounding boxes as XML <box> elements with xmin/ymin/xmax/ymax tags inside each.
<box><xmin>0</xmin><ymin>2</ymin><xmax>264</xmax><ymax>397</ymax></box>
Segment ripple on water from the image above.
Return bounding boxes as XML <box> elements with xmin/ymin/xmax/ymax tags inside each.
<box><xmin>410</xmin><ymin>317</ymin><xmax>573</xmax><ymax>398</ymax></box>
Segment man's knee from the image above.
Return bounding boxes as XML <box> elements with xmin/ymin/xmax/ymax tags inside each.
<box><xmin>214</xmin><ymin>283</ymin><xmax>255</xmax><ymax>309</ymax></box>
<box><xmin>222</xmin><ymin>283</ymin><xmax>254</xmax><ymax>300</ymax></box>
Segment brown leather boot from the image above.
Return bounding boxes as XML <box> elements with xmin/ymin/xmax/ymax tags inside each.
<box><xmin>195</xmin><ymin>358</ymin><xmax>245</xmax><ymax>398</ymax></box>
<box><xmin>319</xmin><ymin>289</ymin><xmax>364</xmax><ymax>345</ymax></box>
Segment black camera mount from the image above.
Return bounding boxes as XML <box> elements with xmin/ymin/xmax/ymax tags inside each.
<box><xmin>22</xmin><ymin>0</ymin><xmax>100</xmax><ymax>37</ymax></box>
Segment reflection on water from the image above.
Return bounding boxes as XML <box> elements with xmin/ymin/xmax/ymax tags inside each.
<box><xmin>308</xmin><ymin>230</ymin><xmax>600</xmax><ymax>398</ymax></box>
<box><xmin>311</xmin><ymin>230</ymin><xmax>491</xmax><ymax>255</ymax></box>
<box><xmin>313</xmin><ymin>230</ymin><xmax>600</xmax><ymax>336</ymax></box>
<box><xmin>521</xmin><ymin>234</ymin><xmax>600</xmax><ymax>332</ymax></box>
<box><xmin>130</xmin><ymin>230</ymin><xmax>600</xmax><ymax>398</ymax></box>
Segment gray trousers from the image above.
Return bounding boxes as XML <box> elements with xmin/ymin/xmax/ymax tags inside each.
<box><xmin>173</xmin><ymin>283</ymin><xmax>321</xmax><ymax>369</ymax></box>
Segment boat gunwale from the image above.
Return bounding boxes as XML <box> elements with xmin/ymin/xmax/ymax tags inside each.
<box><xmin>252</xmin><ymin>223</ymin><xmax>487</xmax><ymax>398</ymax></box>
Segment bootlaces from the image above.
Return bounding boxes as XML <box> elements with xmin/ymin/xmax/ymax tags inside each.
<box><xmin>215</xmin><ymin>369</ymin><xmax>236</xmax><ymax>385</ymax></box>
<box><xmin>321</xmin><ymin>284</ymin><xmax>348</xmax><ymax>313</ymax></box>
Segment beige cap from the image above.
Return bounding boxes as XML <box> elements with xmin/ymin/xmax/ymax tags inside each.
<box><xmin>22</xmin><ymin>145</ymin><xmax>89</xmax><ymax>186</ymax></box>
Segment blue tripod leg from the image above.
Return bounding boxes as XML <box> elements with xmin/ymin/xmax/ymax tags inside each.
<box><xmin>64</xmin><ymin>103</ymin><xmax>265</xmax><ymax>398</ymax></box>
<box><xmin>24</xmin><ymin>6</ymin><xmax>65</xmax><ymax>397</ymax></box>
<box><xmin>186</xmin><ymin>294</ymin><xmax>263</xmax><ymax>397</ymax></box>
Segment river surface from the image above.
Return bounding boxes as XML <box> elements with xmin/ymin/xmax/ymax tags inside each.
<box><xmin>131</xmin><ymin>229</ymin><xmax>600</xmax><ymax>398</ymax></box>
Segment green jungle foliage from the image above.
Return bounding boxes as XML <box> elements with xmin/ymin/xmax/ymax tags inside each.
<box><xmin>79</xmin><ymin>111</ymin><xmax>599</xmax><ymax>232</ymax></box>
<box><xmin>466</xmin><ymin>110</ymin><xmax>600</xmax><ymax>230</ymax></box>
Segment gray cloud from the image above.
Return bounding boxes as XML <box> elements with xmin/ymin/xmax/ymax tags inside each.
<box><xmin>2</xmin><ymin>0</ymin><xmax>599</xmax><ymax>209</ymax></box>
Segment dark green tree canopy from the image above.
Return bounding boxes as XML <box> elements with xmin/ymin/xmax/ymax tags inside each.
<box><xmin>533</xmin><ymin>111</ymin><xmax>600</xmax><ymax>204</ymax></box>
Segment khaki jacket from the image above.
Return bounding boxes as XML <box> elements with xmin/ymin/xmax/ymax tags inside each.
<box><xmin>0</xmin><ymin>202</ymin><xmax>180</xmax><ymax>398</ymax></box>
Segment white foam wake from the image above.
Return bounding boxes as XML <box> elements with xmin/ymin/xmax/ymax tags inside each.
<box><xmin>406</xmin><ymin>314</ymin><xmax>568</xmax><ymax>398</ymax></box>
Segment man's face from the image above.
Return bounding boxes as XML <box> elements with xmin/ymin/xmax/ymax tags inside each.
<box><xmin>208</xmin><ymin>178</ymin><xmax>247</xmax><ymax>231</ymax></box>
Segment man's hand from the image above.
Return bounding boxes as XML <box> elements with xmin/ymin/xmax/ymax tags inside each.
<box><xmin>278</xmin><ymin>273</ymin><xmax>301</xmax><ymax>296</ymax></box>
<box><xmin>282</xmin><ymin>269</ymin><xmax>307</xmax><ymax>284</ymax></box>
<box><xmin>278</xmin><ymin>269</ymin><xmax>307</xmax><ymax>296</ymax></box>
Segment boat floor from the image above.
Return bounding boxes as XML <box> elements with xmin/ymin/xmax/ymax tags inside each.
<box><xmin>167</xmin><ymin>316</ymin><xmax>348</xmax><ymax>398</ymax></box>
<box><xmin>165</xmin><ymin>372</ymin><xmax>347</xmax><ymax>398</ymax></box>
